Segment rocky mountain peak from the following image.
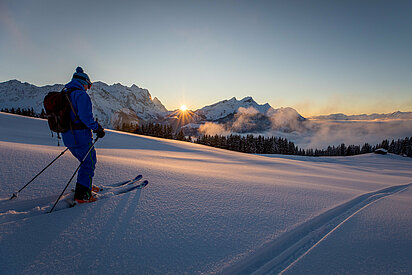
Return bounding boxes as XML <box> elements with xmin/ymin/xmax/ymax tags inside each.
<box><xmin>0</xmin><ymin>80</ymin><xmax>167</xmax><ymax>128</ymax></box>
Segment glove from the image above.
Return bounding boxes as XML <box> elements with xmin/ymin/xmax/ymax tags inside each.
<box><xmin>93</xmin><ymin>124</ymin><xmax>105</xmax><ymax>138</ymax></box>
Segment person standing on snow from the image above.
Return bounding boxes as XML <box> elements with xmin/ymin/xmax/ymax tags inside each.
<box><xmin>61</xmin><ymin>66</ymin><xmax>105</xmax><ymax>203</ymax></box>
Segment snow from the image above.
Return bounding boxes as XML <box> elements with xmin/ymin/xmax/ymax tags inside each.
<box><xmin>283</xmin><ymin>187</ymin><xmax>412</xmax><ymax>274</ymax></box>
<box><xmin>0</xmin><ymin>112</ymin><xmax>411</xmax><ymax>274</ymax></box>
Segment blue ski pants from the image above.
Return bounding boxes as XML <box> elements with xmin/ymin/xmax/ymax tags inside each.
<box><xmin>68</xmin><ymin>142</ymin><xmax>96</xmax><ymax>189</ymax></box>
<box><xmin>62</xmin><ymin>129</ymin><xmax>97</xmax><ymax>189</ymax></box>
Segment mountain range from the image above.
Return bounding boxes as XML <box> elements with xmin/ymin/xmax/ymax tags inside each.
<box><xmin>1</xmin><ymin>79</ymin><xmax>411</xmax><ymax>135</ymax></box>
<box><xmin>311</xmin><ymin>112</ymin><xmax>412</xmax><ymax>121</ymax></box>
<box><xmin>0</xmin><ymin>80</ymin><xmax>167</xmax><ymax>129</ymax></box>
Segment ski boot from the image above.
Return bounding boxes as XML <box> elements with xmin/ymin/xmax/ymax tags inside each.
<box><xmin>74</xmin><ymin>183</ymin><xmax>97</xmax><ymax>203</ymax></box>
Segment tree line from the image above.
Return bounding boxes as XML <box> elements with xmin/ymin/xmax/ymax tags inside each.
<box><xmin>129</xmin><ymin>123</ymin><xmax>412</xmax><ymax>158</ymax></box>
<box><xmin>132</xmin><ymin>123</ymin><xmax>191</xmax><ymax>142</ymax></box>
<box><xmin>194</xmin><ymin>134</ymin><xmax>412</xmax><ymax>157</ymax></box>
<box><xmin>1</xmin><ymin>107</ymin><xmax>46</xmax><ymax>118</ymax></box>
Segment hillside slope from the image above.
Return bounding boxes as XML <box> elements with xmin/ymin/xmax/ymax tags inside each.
<box><xmin>0</xmin><ymin>112</ymin><xmax>411</xmax><ymax>274</ymax></box>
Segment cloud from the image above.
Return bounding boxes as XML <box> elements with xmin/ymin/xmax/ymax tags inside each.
<box><xmin>198</xmin><ymin>116</ymin><xmax>412</xmax><ymax>151</ymax></box>
<box><xmin>279</xmin><ymin>119</ymin><xmax>412</xmax><ymax>149</ymax></box>
<box><xmin>198</xmin><ymin>122</ymin><xmax>230</xmax><ymax>136</ymax></box>
<box><xmin>231</xmin><ymin>107</ymin><xmax>261</xmax><ymax>132</ymax></box>
<box><xmin>196</xmin><ymin>105</ymin><xmax>412</xmax><ymax>150</ymax></box>
<box><xmin>198</xmin><ymin>107</ymin><xmax>266</xmax><ymax>135</ymax></box>
<box><xmin>267</xmin><ymin>107</ymin><xmax>306</xmax><ymax>132</ymax></box>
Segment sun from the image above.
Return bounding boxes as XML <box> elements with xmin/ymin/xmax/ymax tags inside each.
<box><xmin>180</xmin><ymin>104</ymin><xmax>188</xmax><ymax>111</ymax></box>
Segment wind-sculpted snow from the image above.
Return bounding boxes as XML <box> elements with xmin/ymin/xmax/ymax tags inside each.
<box><xmin>0</xmin><ymin>112</ymin><xmax>411</xmax><ymax>274</ymax></box>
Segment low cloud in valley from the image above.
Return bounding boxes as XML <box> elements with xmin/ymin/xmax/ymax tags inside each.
<box><xmin>197</xmin><ymin>107</ymin><xmax>412</xmax><ymax>150</ymax></box>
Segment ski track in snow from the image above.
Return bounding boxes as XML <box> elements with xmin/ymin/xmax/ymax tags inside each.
<box><xmin>222</xmin><ymin>183</ymin><xmax>412</xmax><ymax>275</ymax></box>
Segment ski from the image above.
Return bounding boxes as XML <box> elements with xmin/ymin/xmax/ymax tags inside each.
<box><xmin>99</xmin><ymin>175</ymin><xmax>143</xmax><ymax>191</ymax></box>
<box><xmin>70</xmin><ymin>175</ymin><xmax>143</xmax><ymax>193</ymax></box>
<box><xmin>69</xmin><ymin>180</ymin><xmax>149</xmax><ymax>207</ymax></box>
<box><xmin>96</xmin><ymin>180</ymin><xmax>149</xmax><ymax>198</ymax></box>
<box><xmin>114</xmin><ymin>180</ymin><xmax>149</xmax><ymax>195</ymax></box>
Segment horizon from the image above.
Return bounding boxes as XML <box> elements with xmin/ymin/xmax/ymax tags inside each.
<box><xmin>1</xmin><ymin>0</ymin><xmax>412</xmax><ymax>116</ymax></box>
<box><xmin>2</xmin><ymin>78</ymin><xmax>412</xmax><ymax>117</ymax></box>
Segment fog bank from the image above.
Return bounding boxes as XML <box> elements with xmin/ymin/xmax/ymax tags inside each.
<box><xmin>197</xmin><ymin>107</ymin><xmax>412</xmax><ymax>149</ymax></box>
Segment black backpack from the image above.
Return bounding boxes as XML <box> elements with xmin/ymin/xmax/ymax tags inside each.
<box><xmin>43</xmin><ymin>88</ymin><xmax>76</xmax><ymax>133</ymax></box>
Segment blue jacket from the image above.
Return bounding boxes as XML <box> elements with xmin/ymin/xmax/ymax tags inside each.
<box><xmin>61</xmin><ymin>79</ymin><xmax>99</xmax><ymax>147</ymax></box>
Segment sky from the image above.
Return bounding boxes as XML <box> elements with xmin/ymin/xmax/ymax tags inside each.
<box><xmin>1</xmin><ymin>0</ymin><xmax>411</xmax><ymax>116</ymax></box>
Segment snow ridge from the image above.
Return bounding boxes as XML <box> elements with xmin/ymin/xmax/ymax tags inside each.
<box><xmin>222</xmin><ymin>183</ymin><xmax>412</xmax><ymax>275</ymax></box>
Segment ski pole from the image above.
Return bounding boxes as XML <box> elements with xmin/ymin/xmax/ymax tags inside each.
<box><xmin>10</xmin><ymin>147</ymin><xmax>69</xmax><ymax>200</ymax></box>
<box><xmin>48</xmin><ymin>138</ymin><xmax>99</xmax><ymax>213</ymax></box>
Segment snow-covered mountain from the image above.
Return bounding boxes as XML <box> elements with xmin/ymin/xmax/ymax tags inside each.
<box><xmin>186</xmin><ymin>97</ymin><xmax>306</xmax><ymax>134</ymax></box>
<box><xmin>0</xmin><ymin>80</ymin><xmax>306</xmax><ymax>134</ymax></box>
<box><xmin>88</xmin><ymin>81</ymin><xmax>167</xmax><ymax>127</ymax></box>
<box><xmin>0</xmin><ymin>80</ymin><xmax>168</xmax><ymax>128</ymax></box>
<box><xmin>311</xmin><ymin>111</ymin><xmax>412</xmax><ymax>121</ymax></box>
<box><xmin>0</xmin><ymin>80</ymin><xmax>62</xmax><ymax>112</ymax></box>
<box><xmin>195</xmin><ymin>96</ymin><xmax>273</xmax><ymax>121</ymax></box>
<box><xmin>3</xmin><ymin>79</ymin><xmax>410</xmax><ymax>141</ymax></box>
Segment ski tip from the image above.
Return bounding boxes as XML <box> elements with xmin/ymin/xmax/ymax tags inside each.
<box><xmin>135</xmin><ymin>175</ymin><xmax>143</xmax><ymax>180</ymax></box>
<box><xmin>141</xmin><ymin>180</ymin><xmax>149</xmax><ymax>188</ymax></box>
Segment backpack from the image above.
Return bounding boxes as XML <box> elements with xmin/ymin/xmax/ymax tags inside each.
<box><xmin>43</xmin><ymin>88</ymin><xmax>76</xmax><ymax>133</ymax></box>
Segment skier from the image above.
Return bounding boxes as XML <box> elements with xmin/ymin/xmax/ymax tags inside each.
<box><xmin>61</xmin><ymin>66</ymin><xmax>105</xmax><ymax>203</ymax></box>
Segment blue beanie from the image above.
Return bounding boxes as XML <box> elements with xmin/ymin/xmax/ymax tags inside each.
<box><xmin>72</xmin><ymin>66</ymin><xmax>92</xmax><ymax>86</ymax></box>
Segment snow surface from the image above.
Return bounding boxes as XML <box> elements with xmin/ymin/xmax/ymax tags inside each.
<box><xmin>283</xmin><ymin>187</ymin><xmax>412</xmax><ymax>274</ymax></box>
<box><xmin>0</xmin><ymin>112</ymin><xmax>411</xmax><ymax>274</ymax></box>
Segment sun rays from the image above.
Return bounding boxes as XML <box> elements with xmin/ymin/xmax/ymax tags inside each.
<box><xmin>165</xmin><ymin>106</ymin><xmax>200</xmax><ymax>130</ymax></box>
